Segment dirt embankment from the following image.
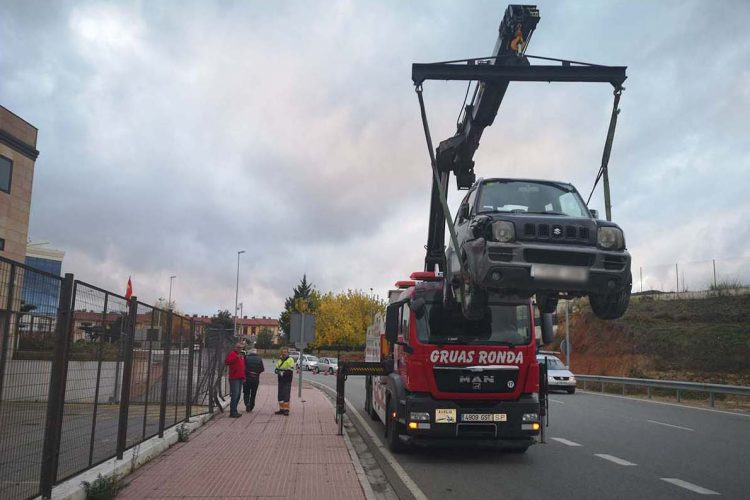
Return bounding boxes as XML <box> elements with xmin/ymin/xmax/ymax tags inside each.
<box><xmin>553</xmin><ymin>294</ymin><xmax>750</xmax><ymax>385</ymax></box>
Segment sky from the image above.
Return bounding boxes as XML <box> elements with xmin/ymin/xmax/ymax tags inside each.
<box><xmin>2</xmin><ymin>0</ymin><xmax>749</xmax><ymax>317</ymax></box>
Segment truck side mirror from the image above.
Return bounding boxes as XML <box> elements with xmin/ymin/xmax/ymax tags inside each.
<box><xmin>540</xmin><ymin>313</ymin><xmax>554</xmax><ymax>345</ymax></box>
<box><xmin>590</xmin><ymin>209</ymin><xmax>599</xmax><ymax>219</ymax></box>
<box><xmin>385</xmin><ymin>303</ymin><xmax>400</xmax><ymax>344</ymax></box>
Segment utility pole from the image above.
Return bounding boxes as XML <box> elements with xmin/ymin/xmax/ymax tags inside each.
<box><xmin>234</xmin><ymin>250</ymin><xmax>245</xmax><ymax>337</ymax></box>
<box><xmin>168</xmin><ymin>275</ymin><xmax>176</xmax><ymax>310</ymax></box>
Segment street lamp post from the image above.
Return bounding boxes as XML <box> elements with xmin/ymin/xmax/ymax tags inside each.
<box><xmin>234</xmin><ymin>250</ymin><xmax>245</xmax><ymax>337</ymax></box>
<box><xmin>168</xmin><ymin>275</ymin><xmax>176</xmax><ymax>310</ymax></box>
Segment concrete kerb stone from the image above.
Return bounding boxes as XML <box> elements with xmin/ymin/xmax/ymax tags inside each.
<box><xmin>37</xmin><ymin>398</ymin><xmax>229</xmax><ymax>500</ymax></box>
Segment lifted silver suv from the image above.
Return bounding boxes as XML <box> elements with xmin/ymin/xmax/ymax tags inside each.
<box><xmin>446</xmin><ymin>178</ymin><xmax>631</xmax><ymax>320</ymax></box>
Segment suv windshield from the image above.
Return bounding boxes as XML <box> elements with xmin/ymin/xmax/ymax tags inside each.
<box><xmin>477</xmin><ymin>180</ymin><xmax>588</xmax><ymax>217</ymax></box>
<box><xmin>416</xmin><ymin>302</ymin><xmax>531</xmax><ymax>346</ymax></box>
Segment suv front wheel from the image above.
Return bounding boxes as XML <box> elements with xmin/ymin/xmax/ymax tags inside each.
<box><xmin>589</xmin><ymin>276</ymin><xmax>632</xmax><ymax>320</ymax></box>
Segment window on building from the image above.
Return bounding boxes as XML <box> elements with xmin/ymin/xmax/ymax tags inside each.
<box><xmin>0</xmin><ymin>156</ymin><xmax>12</xmax><ymax>193</ymax></box>
<box><xmin>0</xmin><ymin>238</ymin><xmax>5</xmax><ymax>251</ymax></box>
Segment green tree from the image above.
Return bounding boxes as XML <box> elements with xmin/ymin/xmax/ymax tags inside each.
<box><xmin>256</xmin><ymin>328</ymin><xmax>274</xmax><ymax>349</ymax></box>
<box><xmin>279</xmin><ymin>275</ymin><xmax>320</xmax><ymax>338</ymax></box>
<box><xmin>210</xmin><ymin>309</ymin><xmax>234</xmax><ymax>333</ymax></box>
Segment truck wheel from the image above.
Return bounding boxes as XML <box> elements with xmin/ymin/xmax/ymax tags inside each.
<box><xmin>567</xmin><ymin>387</ymin><xmax>576</xmax><ymax>394</ymax></box>
<box><xmin>589</xmin><ymin>279</ymin><xmax>631</xmax><ymax>320</ymax></box>
<box><xmin>386</xmin><ymin>399</ymin><xmax>406</xmax><ymax>453</ymax></box>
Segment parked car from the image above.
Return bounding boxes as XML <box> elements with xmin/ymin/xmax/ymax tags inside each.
<box><xmin>297</xmin><ymin>354</ymin><xmax>319</xmax><ymax>371</ymax></box>
<box><xmin>446</xmin><ymin>178</ymin><xmax>631</xmax><ymax>320</ymax></box>
<box><xmin>314</xmin><ymin>357</ymin><xmax>338</xmax><ymax>374</ymax></box>
<box><xmin>537</xmin><ymin>354</ymin><xmax>576</xmax><ymax>394</ymax></box>
<box><xmin>289</xmin><ymin>352</ymin><xmax>300</xmax><ymax>364</ymax></box>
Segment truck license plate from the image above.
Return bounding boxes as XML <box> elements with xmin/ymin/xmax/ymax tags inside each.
<box><xmin>461</xmin><ymin>413</ymin><xmax>507</xmax><ymax>422</ymax></box>
<box><xmin>532</xmin><ymin>264</ymin><xmax>588</xmax><ymax>283</ymax></box>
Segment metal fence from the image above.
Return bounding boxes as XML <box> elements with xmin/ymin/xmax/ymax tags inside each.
<box><xmin>634</xmin><ymin>255</ymin><xmax>750</xmax><ymax>293</ymax></box>
<box><xmin>0</xmin><ymin>256</ymin><xmax>233</xmax><ymax>499</ymax></box>
<box><xmin>577</xmin><ymin>374</ymin><xmax>750</xmax><ymax>407</ymax></box>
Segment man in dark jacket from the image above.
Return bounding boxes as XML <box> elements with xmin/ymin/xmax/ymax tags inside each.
<box><xmin>243</xmin><ymin>347</ymin><xmax>265</xmax><ymax>412</ymax></box>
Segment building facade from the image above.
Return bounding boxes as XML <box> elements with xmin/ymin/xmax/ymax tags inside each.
<box><xmin>0</xmin><ymin>105</ymin><xmax>39</xmax><ymax>263</ymax></box>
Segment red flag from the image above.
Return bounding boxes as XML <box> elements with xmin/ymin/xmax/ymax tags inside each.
<box><xmin>125</xmin><ymin>276</ymin><xmax>133</xmax><ymax>300</ymax></box>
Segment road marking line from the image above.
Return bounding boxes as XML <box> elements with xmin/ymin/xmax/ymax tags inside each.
<box><xmin>661</xmin><ymin>478</ymin><xmax>720</xmax><ymax>495</ymax></box>
<box><xmin>647</xmin><ymin>419</ymin><xmax>694</xmax><ymax>431</ymax></box>
<box><xmin>580</xmin><ymin>390</ymin><xmax>750</xmax><ymax>418</ymax></box>
<box><xmin>550</xmin><ymin>437</ymin><xmax>582</xmax><ymax>447</ymax></box>
<box><xmin>549</xmin><ymin>399</ymin><xmax>565</xmax><ymax>404</ymax></box>
<box><xmin>595</xmin><ymin>454</ymin><xmax>637</xmax><ymax>466</ymax></box>
<box><xmin>308</xmin><ymin>379</ymin><xmax>429</xmax><ymax>500</ymax></box>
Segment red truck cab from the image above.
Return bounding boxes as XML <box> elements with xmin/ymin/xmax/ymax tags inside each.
<box><xmin>365</xmin><ymin>272</ymin><xmax>552</xmax><ymax>453</ymax></box>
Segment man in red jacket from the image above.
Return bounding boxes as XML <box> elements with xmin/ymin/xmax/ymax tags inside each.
<box><xmin>225</xmin><ymin>342</ymin><xmax>246</xmax><ymax>418</ymax></box>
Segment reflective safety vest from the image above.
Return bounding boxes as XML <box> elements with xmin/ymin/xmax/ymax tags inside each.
<box><xmin>275</xmin><ymin>356</ymin><xmax>295</xmax><ymax>371</ymax></box>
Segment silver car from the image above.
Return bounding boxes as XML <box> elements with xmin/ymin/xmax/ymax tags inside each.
<box><xmin>537</xmin><ymin>354</ymin><xmax>576</xmax><ymax>394</ymax></box>
<box><xmin>314</xmin><ymin>357</ymin><xmax>338</xmax><ymax>374</ymax></box>
<box><xmin>298</xmin><ymin>354</ymin><xmax>319</xmax><ymax>371</ymax></box>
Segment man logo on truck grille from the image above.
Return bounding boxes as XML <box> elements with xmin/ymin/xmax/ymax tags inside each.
<box><xmin>460</xmin><ymin>375</ymin><xmax>494</xmax><ymax>390</ymax></box>
<box><xmin>507</xmin><ymin>380</ymin><xmax>515</xmax><ymax>389</ymax></box>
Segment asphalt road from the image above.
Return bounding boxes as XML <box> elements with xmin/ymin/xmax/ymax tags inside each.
<box><xmin>308</xmin><ymin>369</ymin><xmax>750</xmax><ymax>499</ymax></box>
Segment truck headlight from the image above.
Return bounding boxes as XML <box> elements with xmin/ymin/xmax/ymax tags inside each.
<box><xmin>597</xmin><ymin>227</ymin><xmax>624</xmax><ymax>250</ymax></box>
<box><xmin>409</xmin><ymin>412</ymin><xmax>430</xmax><ymax>422</ymax></box>
<box><xmin>492</xmin><ymin>221</ymin><xmax>515</xmax><ymax>243</ymax></box>
<box><xmin>522</xmin><ymin>413</ymin><xmax>539</xmax><ymax>422</ymax></box>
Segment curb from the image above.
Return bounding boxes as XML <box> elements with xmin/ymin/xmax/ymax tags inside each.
<box><xmin>38</xmin><ymin>399</ymin><xmax>229</xmax><ymax>500</ymax></box>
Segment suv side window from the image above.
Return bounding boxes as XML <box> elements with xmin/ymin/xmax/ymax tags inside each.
<box><xmin>467</xmin><ymin>188</ymin><xmax>477</xmax><ymax>215</ymax></box>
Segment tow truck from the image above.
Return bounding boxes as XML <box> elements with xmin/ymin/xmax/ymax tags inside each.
<box><xmin>358</xmin><ymin>4</ymin><xmax>629</xmax><ymax>451</ymax></box>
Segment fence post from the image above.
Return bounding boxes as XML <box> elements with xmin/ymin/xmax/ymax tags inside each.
<box><xmin>709</xmin><ymin>392</ymin><xmax>715</xmax><ymax>407</ymax></box>
<box><xmin>116</xmin><ymin>296</ymin><xmax>137</xmax><ymax>460</ymax></box>
<box><xmin>0</xmin><ymin>263</ymin><xmax>17</xmax><ymax>410</ymax></box>
<box><xmin>158</xmin><ymin>310</ymin><xmax>173</xmax><ymax>438</ymax></box>
<box><xmin>39</xmin><ymin>273</ymin><xmax>75</xmax><ymax>499</ymax></box>
<box><xmin>676</xmin><ymin>389</ymin><xmax>681</xmax><ymax>402</ymax></box>
<box><xmin>186</xmin><ymin>320</ymin><xmax>196</xmax><ymax>420</ymax></box>
<box><xmin>88</xmin><ymin>293</ymin><xmax>109</xmax><ymax>466</ymax></box>
<box><xmin>647</xmin><ymin>386</ymin><xmax>652</xmax><ymax>399</ymax></box>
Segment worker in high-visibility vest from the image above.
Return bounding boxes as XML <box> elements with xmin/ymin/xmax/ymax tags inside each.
<box><xmin>274</xmin><ymin>347</ymin><xmax>295</xmax><ymax>415</ymax></box>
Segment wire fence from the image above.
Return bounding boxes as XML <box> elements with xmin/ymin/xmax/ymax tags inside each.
<box><xmin>633</xmin><ymin>255</ymin><xmax>750</xmax><ymax>295</ymax></box>
<box><xmin>0</xmin><ymin>256</ymin><xmax>233</xmax><ymax>500</ymax></box>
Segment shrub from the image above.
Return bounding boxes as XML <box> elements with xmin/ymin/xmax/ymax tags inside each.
<box><xmin>82</xmin><ymin>473</ymin><xmax>122</xmax><ymax>500</ymax></box>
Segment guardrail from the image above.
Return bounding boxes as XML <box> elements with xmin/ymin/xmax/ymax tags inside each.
<box><xmin>576</xmin><ymin>375</ymin><xmax>750</xmax><ymax>407</ymax></box>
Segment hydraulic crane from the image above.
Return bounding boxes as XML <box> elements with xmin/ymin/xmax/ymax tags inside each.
<box><xmin>417</xmin><ymin>4</ymin><xmax>626</xmax><ymax>275</ymax></box>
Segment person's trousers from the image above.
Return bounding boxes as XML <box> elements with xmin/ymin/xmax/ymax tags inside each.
<box><xmin>277</xmin><ymin>378</ymin><xmax>292</xmax><ymax>411</ymax></box>
<box><xmin>229</xmin><ymin>378</ymin><xmax>243</xmax><ymax>416</ymax></box>
<box><xmin>243</xmin><ymin>376</ymin><xmax>260</xmax><ymax>410</ymax></box>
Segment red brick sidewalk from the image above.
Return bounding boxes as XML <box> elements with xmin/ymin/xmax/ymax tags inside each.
<box><xmin>119</xmin><ymin>373</ymin><xmax>365</xmax><ymax>499</ymax></box>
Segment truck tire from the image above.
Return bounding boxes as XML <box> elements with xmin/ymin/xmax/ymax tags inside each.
<box><xmin>567</xmin><ymin>387</ymin><xmax>576</xmax><ymax>394</ymax></box>
<box><xmin>589</xmin><ymin>277</ymin><xmax>631</xmax><ymax>320</ymax></box>
<box><xmin>386</xmin><ymin>398</ymin><xmax>406</xmax><ymax>453</ymax></box>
